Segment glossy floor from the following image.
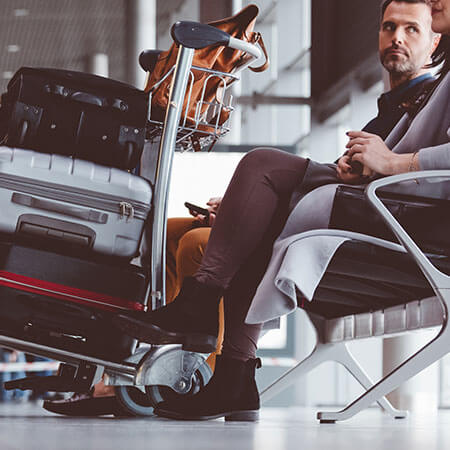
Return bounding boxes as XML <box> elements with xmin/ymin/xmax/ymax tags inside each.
<box><xmin>0</xmin><ymin>404</ymin><xmax>449</xmax><ymax>450</ymax></box>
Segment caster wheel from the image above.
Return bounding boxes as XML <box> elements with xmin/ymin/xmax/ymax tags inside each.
<box><xmin>146</xmin><ymin>359</ymin><xmax>212</xmax><ymax>406</ymax></box>
<box><xmin>115</xmin><ymin>348</ymin><xmax>213</xmax><ymax>417</ymax></box>
<box><xmin>115</xmin><ymin>385</ymin><xmax>155</xmax><ymax>416</ymax></box>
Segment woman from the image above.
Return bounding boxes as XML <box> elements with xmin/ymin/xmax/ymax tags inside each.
<box><xmin>115</xmin><ymin>0</ymin><xmax>450</xmax><ymax>421</ymax></box>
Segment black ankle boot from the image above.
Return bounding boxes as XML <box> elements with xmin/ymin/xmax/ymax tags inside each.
<box><xmin>154</xmin><ymin>355</ymin><xmax>261</xmax><ymax>421</ymax></box>
<box><xmin>113</xmin><ymin>277</ymin><xmax>223</xmax><ymax>352</ymax></box>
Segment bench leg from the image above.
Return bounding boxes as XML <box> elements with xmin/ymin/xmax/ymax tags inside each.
<box><xmin>333</xmin><ymin>342</ymin><xmax>407</xmax><ymax>421</ymax></box>
<box><xmin>260</xmin><ymin>344</ymin><xmax>329</xmax><ymax>403</ymax></box>
<box><xmin>260</xmin><ymin>341</ymin><xmax>332</xmax><ymax>404</ymax></box>
<box><xmin>260</xmin><ymin>340</ymin><xmax>404</xmax><ymax>420</ymax></box>
<box><xmin>317</xmin><ymin>321</ymin><xmax>450</xmax><ymax>423</ymax></box>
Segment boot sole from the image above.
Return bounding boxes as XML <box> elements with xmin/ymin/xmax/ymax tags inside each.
<box><xmin>114</xmin><ymin>315</ymin><xmax>217</xmax><ymax>353</ymax></box>
<box><xmin>155</xmin><ymin>407</ymin><xmax>259</xmax><ymax>422</ymax></box>
<box><xmin>43</xmin><ymin>396</ymin><xmax>125</xmax><ymax>417</ymax></box>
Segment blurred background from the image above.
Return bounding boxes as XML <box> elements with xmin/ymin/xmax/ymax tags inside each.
<box><xmin>0</xmin><ymin>0</ymin><xmax>448</xmax><ymax>412</ymax></box>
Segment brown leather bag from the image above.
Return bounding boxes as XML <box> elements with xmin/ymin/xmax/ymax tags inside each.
<box><xmin>144</xmin><ymin>4</ymin><xmax>269</xmax><ymax>148</ymax></box>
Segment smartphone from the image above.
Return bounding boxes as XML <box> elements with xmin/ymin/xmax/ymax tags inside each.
<box><xmin>184</xmin><ymin>202</ymin><xmax>210</xmax><ymax>219</ymax></box>
<box><xmin>350</xmin><ymin>159</ymin><xmax>364</xmax><ymax>175</ymax></box>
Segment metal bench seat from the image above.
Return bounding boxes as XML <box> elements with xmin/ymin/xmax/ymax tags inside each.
<box><xmin>304</xmin><ymin>240</ymin><xmax>450</xmax><ymax>319</ymax></box>
<box><xmin>260</xmin><ymin>171</ymin><xmax>450</xmax><ymax>423</ymax></box>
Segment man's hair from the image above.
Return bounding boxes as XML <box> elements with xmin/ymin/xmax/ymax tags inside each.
<box><xmin>381</xmin><ymin>0</ymin><xmax>430</xmax><ymax>21</ymax></box>
<box><xmin>429</xmin><ymin>35</ymin><xmax>450</xmax><ymax>75</ymax></box>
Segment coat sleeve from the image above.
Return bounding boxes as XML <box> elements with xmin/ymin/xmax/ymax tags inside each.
<box><xmin>418</xmin><ymin>126</ymin><xmax>450</xmax><ymax>170</ymax></box>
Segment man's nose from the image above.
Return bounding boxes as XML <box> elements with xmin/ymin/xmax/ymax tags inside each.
<box><xmin>392</xmin><ymin>28</ymin><xmax>405</xmax><ymax>45</ymax></box>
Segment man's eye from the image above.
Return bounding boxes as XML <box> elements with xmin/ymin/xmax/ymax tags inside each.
<box><xmin>407</xmin><ymin>26</ymin><xmax>418</xmax><ymax>33</ymax></box>
<box><xmin>383</xmin><ymin>23</ymin><xmax>395</xmax><ymax>31</ymax></box>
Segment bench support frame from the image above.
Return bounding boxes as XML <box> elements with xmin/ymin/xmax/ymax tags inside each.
<box><xmin>261</xmin><ymin>171</ymin><xmax>450</xmax><ymax>422</ymax></box>
<box><xmin>260</xmin><ymin>321</ymin><xmax>408</xmax><ymax>421</ymax></box>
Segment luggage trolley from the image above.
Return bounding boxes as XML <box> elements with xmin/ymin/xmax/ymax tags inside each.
<box><xmin>0</xmin><ymin>21</ymin><xmax>263</xmax><ymax>415</ymax></box>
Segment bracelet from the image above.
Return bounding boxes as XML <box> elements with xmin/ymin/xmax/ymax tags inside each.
<box><xmin>408</xmin><ymin>151</ymin><xmax>419</xmax><ymax>172</ymax></box>
<box><xmin>408</xmin><ymin>150</ymin><xmax>420</xmax><ymax>184</ymax></box>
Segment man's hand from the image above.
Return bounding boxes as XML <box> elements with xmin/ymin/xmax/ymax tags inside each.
<box><xmin>346</xmin><ymin>131</ymin><xmax>397</xmax><ymax>175</ymax></box>
<box><xmin>336</xmin><ymin>154</ymin><xmax>366</xmax><ymax>184</ymax></box>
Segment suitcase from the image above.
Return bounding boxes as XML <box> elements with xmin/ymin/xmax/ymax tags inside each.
<box><xmin>0</xmin><ymin>147</ymin><xmax>152</xmax><ymax>259</ymax></box>
<box><xmin>0</xmin><ymin>240</ymin><xmax>147</xmax><ymax>360</ymax></box>
<box><xmin>0</xmin><ymin>67</ymin><xmax>148</xmax><ymax>170</ymax></box>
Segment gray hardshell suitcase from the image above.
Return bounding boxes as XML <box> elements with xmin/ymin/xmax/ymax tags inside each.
<box><xmin>0</xmin><ymin>147</ymin><xmax>152</xmax><ymax>258</ymax></box>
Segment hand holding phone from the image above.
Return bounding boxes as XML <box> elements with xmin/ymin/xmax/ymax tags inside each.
<box><xmin>184</xmin><ymin>202</ymin><xmax>210</xmax><ymax>220</ymax></box>
<box><xmin>349</xmin><ymin>159</ymin><xmax>363</xmax><ymax>175</ymax></box>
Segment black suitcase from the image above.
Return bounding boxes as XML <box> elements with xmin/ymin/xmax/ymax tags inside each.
<box><xmin>0</xmin><ymin>67</ymin><xmax>148</xmax><ymax>170</ymax></box>
<box><xmin>0</xmin><ymin>239</ymin><xmax>147</xmax><ymax>360</ymax></box>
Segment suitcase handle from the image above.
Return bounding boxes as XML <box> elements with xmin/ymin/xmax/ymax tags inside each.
<box><xmin>44</xmin><ymin>83</ymin><xmax>129</xmax><ymax>112</ymax></box>
<box><xmin>12</xmin><ymin>193</ymin><xmax>108</xmax><ymax>224</ymax></box>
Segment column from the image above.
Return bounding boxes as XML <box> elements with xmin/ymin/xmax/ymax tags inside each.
<box><xmin>87</xmin><ymin>53</ymin><xmax>109</xmax><ymax>77</ymax></box>
<box><xmin>383</xmin><ymin>331</ymin><xmax>440</xmax><ymax>413</ymax></box>
<box><xmin>126</xmin><ymin>0</ymin><xmax>157</xmax><ymax>88</ymax></box>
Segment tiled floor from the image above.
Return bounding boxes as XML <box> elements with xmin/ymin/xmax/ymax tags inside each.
<box><xmin>0</xmin><ymin>403</ymin><xmax>448</xmax><ymax>450</ymax></box>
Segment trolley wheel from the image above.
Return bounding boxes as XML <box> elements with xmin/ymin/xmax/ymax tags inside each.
<box><xmin>146</xmin><ymin>359</ymin><xmax>212</xmax><ymax>406</ymax></box>
<box><xmin>115</xmin><ymin>385</ymin><xmax>155</xmax><ymax>417</ymax></box>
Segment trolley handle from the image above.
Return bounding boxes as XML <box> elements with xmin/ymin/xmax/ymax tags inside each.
<box><xmin>170</xmin><ymin>21</ymin><xmax>263</xmax><ymax>61</ymax></box>
<box><xmin>139</xmin><ymin>50</ymin><xmax>163</xmax><ymax>73</ymax></box>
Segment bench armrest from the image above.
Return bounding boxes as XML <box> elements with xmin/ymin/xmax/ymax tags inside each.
<box><xmin>366</xmin><ymin>171</ymin><xmax>450</xmax><ymax>299</ymax></box>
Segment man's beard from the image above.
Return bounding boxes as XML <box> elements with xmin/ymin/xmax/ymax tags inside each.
<box><xmin>381</xmin><ymin>54</ymin><xmax>418</xmax><ymax>77</ymax></box>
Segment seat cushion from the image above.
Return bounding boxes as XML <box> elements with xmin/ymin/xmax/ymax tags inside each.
<box><xmin>301</xmin><ymin>240</ymin><xmax>450</xmax><ymax>319</ymax></box>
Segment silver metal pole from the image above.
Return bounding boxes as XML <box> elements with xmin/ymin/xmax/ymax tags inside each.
<box><xmin>0</xmin><ymin>334</ymin><xmax>136</xmax><ymax>375</ymax></box>
<box><xmin>149</xmin><ymin>45</ymin><xmax>195</xmax><ymax>310</ymax></box>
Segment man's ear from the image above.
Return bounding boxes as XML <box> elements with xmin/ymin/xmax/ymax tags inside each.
<box><xmin>431</xmin><ymin>34</ymin><xmax>441</xmax><ymax>54</ymax></box>
<box><xmin>425</xmin><ymin>34</ymin><xmax>442</xmax><ymax>66</ymax></box>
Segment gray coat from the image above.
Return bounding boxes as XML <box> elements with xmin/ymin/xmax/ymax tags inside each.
<box><xmin>246</xmin><ymin>72</ymin><xmax>450</xmax><ymax>325</ymax></box>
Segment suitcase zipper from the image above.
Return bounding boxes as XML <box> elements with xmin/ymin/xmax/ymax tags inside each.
<box><xmin>119</xmin><ymin>201</ymin><xmax>134</xmax><ymax>220</ymax></box>
<box><xmin>0</xmin><ymin>174</ymin><xmax>150</xmax><ymax>220</ymax></box>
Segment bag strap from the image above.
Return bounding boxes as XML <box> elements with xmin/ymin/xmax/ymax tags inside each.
<box><xmin>403</xmin><ymin>76</ymin><xmax>442</xmax><ymax>121</ymax></box>
<box><xmin>248</xmin><ymin>32</ymin><xmax>269</xmax><ymax>72</ymax></box>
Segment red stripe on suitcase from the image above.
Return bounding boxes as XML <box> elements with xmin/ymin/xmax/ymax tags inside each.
<box><xmin>0</xmin><ymin>271</ymin><xmax>145</xmax><ymax>312</ymax></box>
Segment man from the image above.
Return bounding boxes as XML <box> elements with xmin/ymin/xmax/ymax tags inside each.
<box><xmin>173</xmin><ymin>0</ymin><xmax>441</xmax><ymax>297</ymax></box>
<box><xmin>338</xmin><ymin>0</ymin><xmax>440</xmax><ymax>181</ymax></box>
<box><xmin>44</xmin><ymin>0</ymin><xmax>440</xmax><ymax>416</ymax></box>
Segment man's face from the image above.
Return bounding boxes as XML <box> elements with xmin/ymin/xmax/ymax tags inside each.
<box><xmin>379</xmin><ymin>2</ymin><xmax>435</xmax><ymax>77</ymax></box>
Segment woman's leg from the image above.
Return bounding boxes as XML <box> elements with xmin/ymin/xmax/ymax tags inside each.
<box><xmin>119</xmin><ymin>148</ymin><xmax>309</xmax><ymax>421</ymax></box>
<box><xmin>195</xmin><ymin>148</ymin><xmax>309</xmax><ymax>289</ymax></box>
<box><xmin>220</xmin><ymin>166</ymin><xmax>300</xmax><ymax>361</ymax></box>
<box><xmin>115</xmin><ymin>148</ymin><xmax>308</xmax><ymax>355</ymax></box>
<box><xmin>193</xmin><ymin>149</ymin><xmax>308</xmax><ymax>360</ymax></box>
<box><xmin>175</xmin><ymin>227</ymin><xmax>225</xmax><ymax>370</ymax></box>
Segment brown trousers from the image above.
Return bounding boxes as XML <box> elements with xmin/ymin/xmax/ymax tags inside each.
<box><xmin>166</xmin><ymin>217</ymin><xmax>224</xmax><ymax>370</ymax></box>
